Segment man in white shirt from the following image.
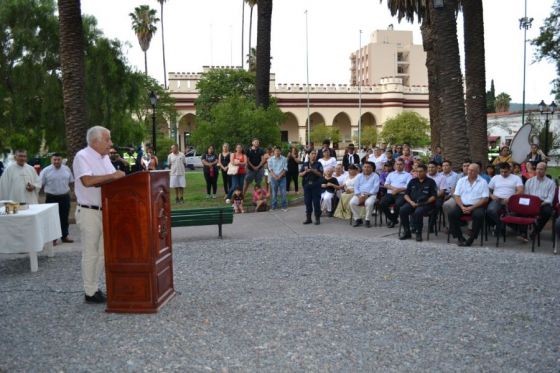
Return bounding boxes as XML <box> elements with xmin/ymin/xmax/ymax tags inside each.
<box><xmin>487</xmin><ymin>162</ymin><xmax>524</xmax><ymax>229</ymax></box>
<box><xmin>167</xmin><ymin>144</ymin><xmax>187</xmax><ymax>204</ymax></box>
<box><xmin>380</xmin><ymin>159</ymin><xmax>412</xmax><ymax>227</ymax></box>
<box><xmin>448</xmin><ymin>163</ymin><xmax>489</xmax><ymax>246</ymax></box>
<box><xmin>427</xmin><ymin>161</ymin><xmax>446</xmax><ymax>232</ymax></box>
<box><xmin>441</xmin><ymin>160</ymin><xmax>460</xmax><ymax>218</ymax></box>
<box><xmin>350</xmin><ymin>161</ymin><xmax>380</xmax><ymax>228</ymax></box>
<box><xmin>0</xmin><ymin>149</ymin><xmax>41</xmax><ymax>204</ymax></box>
<box><xmin>40</xmin><ymin>153</ymin><xmax>75</xmax><ymax>244</ymax></box>
<box><xmin>73</xmin><ymin>126</ymin><xmax>125</xmax><ymax>304</ymax></box>
<box><xmin>522</xmin><ymin>162</ymin><xmax>556</xmax><ymax>241</ymax></box>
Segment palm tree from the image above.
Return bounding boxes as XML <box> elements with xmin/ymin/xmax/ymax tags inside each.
<box><xmin>463</xmin><ymin>0</ymin><xmax>487</xmax><ymax>166</ymax></box>
<box><xmin>255</xmin><ymin>0</ymin><xmax>273</xmax><ymax>108</ymax></box>
<box><xmin>157</xmin><ymin>0</ymin><xmax>168</xmax><ymax>88</ymax></box>
<box><xmin>130</xmin><ymin>5</ymin><xmax>159</xmax><ymax>75</ymax></box>
<box><xmin>495</xmin><ymin>92</ymin><xmax>512</xmax><ymax>112</ymax></box>
<box><xmin>241</xmin><ymin>0</ymin><xmax>245</xmax><ymax>68</ymax></box>
<box><xmin>246</xmin><ymin>0</ymin><xmax>257</xmax><ymax>69</ymax></box>
<box><xmin>383</xmin><ymin>0</ymin><xmax>469</xmax><ymax>166</ymax></box>
<box><xmin>57</xmin><ymin>0</ymin><xmax>88</xmax><ymax>163</ymax></box>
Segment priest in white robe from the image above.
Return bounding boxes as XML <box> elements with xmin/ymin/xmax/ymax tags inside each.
<box><xmin>0</xmin><ymin>149</ymin><xmax>41</xmax><ymax>204</ymax></box>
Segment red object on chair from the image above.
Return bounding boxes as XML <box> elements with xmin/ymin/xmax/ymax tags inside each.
<box><xmin>498</xmin><ymin>194</ymin><xmax>541</xmax><ymax>252</ymax></box>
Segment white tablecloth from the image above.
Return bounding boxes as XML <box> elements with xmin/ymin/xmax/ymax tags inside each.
<box><xmin>0</xmin><ymin>203</ymin><xmax>62</xmax><ymax>253</ymax></box>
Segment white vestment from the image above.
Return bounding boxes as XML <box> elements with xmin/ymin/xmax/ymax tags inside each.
<box><xmin>0</xmin><ymin>163</ymin><xmax>41</xmax><ymax>203</ymax></box>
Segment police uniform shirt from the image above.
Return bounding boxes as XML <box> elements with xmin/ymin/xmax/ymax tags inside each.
<box><xmin>406</xmin><ymin>177</ymin><xmax>437</xmax><ymax>204</ymax></box>
<box><xmin>302</xmin><ymin>161</ymin><xmax>323</xmax><ymax>185</ymax></box>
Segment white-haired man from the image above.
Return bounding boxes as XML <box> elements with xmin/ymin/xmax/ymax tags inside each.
<box><xmin>73</xmin><ymin>126</ymin><xmax>125</xmax><ymax>304</ymax></box>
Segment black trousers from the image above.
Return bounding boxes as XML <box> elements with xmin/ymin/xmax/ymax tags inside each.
<box><xmin>448</xmin><ymin>205</ymin><xmax>485</xmax><ymax>240</ymax></box>
<box><xmin>520</xmin><ymin>204</ymin><xmax>553</xmax><ymax>235</ymax></box>
<box><xmin>399</xmin><ymin>203</ymin><xmax>434</xmax><ymax>232</ymax></box>
<box><xmin>380</xmin><ymin>193</ymin><xmax>407</xmax><ymax>223</ymax></box>
<box><xmin>204</xmin><ymin>171</ymin><xmax>218</xmax><ymax>195</ymax></box>
<box><xmin>304</xmin><ymin>182</ymin><xmax>321</xmax><ymax>218</ymax></box>
<box><xmin>286</xmin><ymin>171</ymin><xmax>299</xmax><ymax>192</ymax></box>
<box><xmin>45</xmin><ymin>193</ymin><xmax>70</xmax><ymax>239</ymax></box>
<box><xmin>221</xmin><ymin>169</ymin><xmax>231</xmax><ymax>194</ymax></box>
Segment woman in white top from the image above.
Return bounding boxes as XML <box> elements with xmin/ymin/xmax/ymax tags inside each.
<box><xmin>318</xmin><ymin>150</ymin><xmax>337</xmax><ymax>172</ymax></box>
<box><xmin>334</xmin><ymin>164</ymin><xmax>360</xmax><ymax>220</ymax></box>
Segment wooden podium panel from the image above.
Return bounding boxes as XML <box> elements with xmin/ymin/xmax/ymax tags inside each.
<box><xmin>101</xmin><ymin>170</ymin><xmax>175</xmax><ymax>313</ymax></box>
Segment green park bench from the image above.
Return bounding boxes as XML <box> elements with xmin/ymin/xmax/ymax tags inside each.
<box><xmin>170</xmin><ymin>207</ymin><xmax>234</xmax><ymax>238</ymax></box>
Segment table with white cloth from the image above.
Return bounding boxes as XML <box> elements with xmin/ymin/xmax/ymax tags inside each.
<box><xmin>0</xmin><ymin>203</ymin><xmax>62</xmax><ymax>272</ymax></box>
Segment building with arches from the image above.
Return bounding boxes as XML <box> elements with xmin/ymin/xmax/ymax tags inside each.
<box><xmin>168</xmin><ymin>68</ymin><xmax>428</xmax><ymax>151</ymax></box>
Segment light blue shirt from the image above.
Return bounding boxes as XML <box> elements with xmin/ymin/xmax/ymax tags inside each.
<box><xmin>354</xmin><ymin>172</ymin><xmax>380</xmax><ymax>196</ymax></box>
<box><xmin>267</xmin><ymin>155</ymin><xmax>287</xmax><ymax>177</ymax></box>
<box><xmin>385</xmin><ymin>170</ymin><xmax>412</xmax><ymax>194</ymax></box>
<box><xmin>441</xmin><ymin>171</ymin><xmax>459</xmax><ymax>192</ymax></box>
<box><xmin>39</xmin><ymin>164</ymin><xmax>74</xmax><ymax>195</ymax></box>
<box><xmin>454</xmin><ymin>175</ymin><xmax>489</xmax><ymax>205</ymax></box>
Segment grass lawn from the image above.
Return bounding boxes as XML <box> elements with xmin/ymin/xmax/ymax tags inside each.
<box><xmin>171</xmin><ymin>170</ymin><xmax>303</xmax><ymax>210</ymax></box>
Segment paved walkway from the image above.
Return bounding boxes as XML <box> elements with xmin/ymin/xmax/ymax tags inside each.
<box><xmin>1</xmin><ymin>206</ymin><xmax>559</xmax><ymax>371</ymax></box>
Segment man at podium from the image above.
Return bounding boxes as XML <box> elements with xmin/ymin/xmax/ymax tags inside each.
<box><xmin>73</xmin><ymin>126</ymin><xmax>125</xmax><ymax>304</ymax></box>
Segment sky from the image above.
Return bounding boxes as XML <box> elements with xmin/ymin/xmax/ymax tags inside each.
<box><xmin>81</xmin><ymin>0</ymin><xmax>557</xmax><ymax>105</ymax></box>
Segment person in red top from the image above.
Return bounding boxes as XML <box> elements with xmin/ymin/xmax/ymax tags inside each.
<box><xmin>252</xmin><ymin>184</ymin><xmax>269</xmax><ymax>211</ymax></box>
<box><xmin>226</xmin><ymin>144</ymin><xmax>247</xmax><ymax>203</ymax></box>
<box><xmin>397</xmin><ymin>144</ymin><xmax>414</xmax><ymax>173</ymax></box>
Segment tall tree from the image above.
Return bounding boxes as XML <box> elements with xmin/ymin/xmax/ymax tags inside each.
<box><xmin>532</xmin><ymin>0</ymin><xmax>560</xmax><ymax>99</ymax></box>
<box><xmin>255</xmin><ymin>0</ymin><xmax>273</xmax><ymax>108</ymax></box>
<box><xmin>429</xmin><ymin>0</ymin><xmax>469</xmax><ymax>166</ymax></box>
<box><xmin>157</xmin><ymin>0</ymin><xmax>168</xmax><ymax>88</ymax></box>
<box><xmin>486</xmin><ymin>79</ymin><xmax>496</xmax><ymax>113</ymax></box>
<box><xmin>246</xmin><ymin>0</ymin><xmax>257</xmax><ymax>69</ymax></box>
<box><xmin>58</xmin><ymin>0</ymin><xmax>88</xmax><ymax>163</ymax></box>
<box><xmin>463</xmin><ymin>0</ymin><xmax>487</xmax><ymax>166</ymax></box>
<box><xmin>495</xmin><ymin>92</ymin><xmax>512</xmax><ymax>112</ymax></box>
<box><xmin>129</xmin><ymin>5</ymin><xmax>159</xmax><ymax>75</ymax></box>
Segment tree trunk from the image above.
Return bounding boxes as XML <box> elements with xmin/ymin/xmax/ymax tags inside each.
<box><xmin>430</xmin><ymin>0</ymin><xmax>469</xmax><ymax>168</ymax></box>
<box><xmin>57</xmin><ymin>0</ymin><xmax>87</xmax><ymax>164</ymax></box>
<box><xmin>161</xmin><ymin>1</ymin><xmax>167</xmax><ymax>89</ymax></box>
<box><xmin>421</xmin><ymin>21</ymin><xmax>441</xmax><ymax>153</ymax></box>
<box><xmin>241</xmin><ymin>0</ymin><xmax>245</xmax><ymax>69</ymax></box>
<box><xmin>248</xmin><ymin>6</ymin><xmax>254</xmax><ymax>62</ymax></box>
<box><xmin>463</xmin><ymin>0</ymin><xmax>487</xmax><ymax>167</ymax></box>
<box><xmin>144</xmin><ymin>51</ymin><xmax>148</xmax><ymax>75</ymax></box>
<box><xmin>255</xmin><ymin>0</ymin><xmax>272</xmax><ymax>108</ymax></box>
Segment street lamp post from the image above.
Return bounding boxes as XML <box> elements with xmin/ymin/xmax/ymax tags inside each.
<box><xmin>519</xmin><ymin>0</ymin><xmax>533</xmax><ymax>126</ymax></box>
<box><xmin>538</xmin><ymin>99</ymin><xmax>557</xmax><ymax>155</ymax></box>
<box><xmin>149</xmin><ymin>91</ymin><xmax>158</xmax><ymax>155</ymax></box>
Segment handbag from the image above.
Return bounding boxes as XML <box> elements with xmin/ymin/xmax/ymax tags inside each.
<box><xmin>227</xmin><ymin>164</ymin><xmax>239</xmax><ymax>175</ymax></box>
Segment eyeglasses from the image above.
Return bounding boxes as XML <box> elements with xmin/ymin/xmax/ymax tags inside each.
<box><xmin>110</xmin><ymin>152</ymin><xmax>117</xmax><ymax>155</ymax></box>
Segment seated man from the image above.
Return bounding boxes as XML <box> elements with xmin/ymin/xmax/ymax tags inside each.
<box><xmin>350</xmin><ymin>161</ymin><xmax>380</xmax><ymax>228</ymax></box>
<box><xmin>448</xmin><ymin>163</ymin><xmax>489</xmax><ymax>247</ymax></box>
<box><xmin>521</xmin><ymin>162</ymin><xmax>556</xmax><ymax>241</ymax></box>
<box><xmin>427</xmin><ymin>161</ymin><xmax>446</xmax><ymax>225</ymax></box>
<box><xmin>380</xmin><ymin>159</ymin><xmax>412</xmax><ymax>227</ymax></box>
<box><xmin>399</xmin><ymin>164</ymin><xmax>437</xmax><ymax>241</ymax></box>
<box><xmin>487</xmin><ymin>162</ymin><xmax>523</xmax><ymax>231</ymax></box>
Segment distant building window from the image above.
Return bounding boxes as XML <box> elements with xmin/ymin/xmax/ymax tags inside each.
<box><xmin>281</xmin><ymin>131</ymin><xmax>289</xmax><ymax>143</ymax></box>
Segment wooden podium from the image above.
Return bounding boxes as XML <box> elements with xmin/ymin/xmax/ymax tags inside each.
<box><xmin>101</xmin><ymin>170</ymin><xmax>175</xmax><ymax>313</ymax></box>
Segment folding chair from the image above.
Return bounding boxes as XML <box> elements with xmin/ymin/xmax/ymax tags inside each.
<box><xmin>497</xmin><ymin>194</ymin><xmax>541</xmax><ymax>252</ymax></box>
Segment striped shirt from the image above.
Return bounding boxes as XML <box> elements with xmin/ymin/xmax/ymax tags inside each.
<box><xmin>524</xmin><ymin>176</ymin><xmax>556</xmax><ymax>205</ymax></box>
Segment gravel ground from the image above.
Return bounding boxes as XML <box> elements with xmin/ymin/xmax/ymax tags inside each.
<box><xmin>1</xmin><ymin>235</ymin><xmax>559</xmax><ymax>372</ymax></box>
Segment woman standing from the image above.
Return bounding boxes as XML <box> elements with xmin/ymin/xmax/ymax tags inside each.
<box><xmin>300</xmin><ymin>150</ymin><xmax>324</xmax><ymax>225</ymax></box>
<box><xmin>218</xmin><ymin>143</ymin><xmax>231</xmax><ymax>196</ymax></box>
<box><xmin>286</xmin><ymin>147</ymin><xmax>301</xmax><ymax>193</ymax></box>
<box><xmin>201</xmin><ymin>145</ymin><xmax>219</xmax><ymax>198</ymax></box>
<box><xmin>226</xmin><ymin>144</ymin><xmax>247</xmax><ymax>203</ymax></box>
<box><xmin>141</xmin><ymin>146</ymin><xmax>158</xmax><ymax>170</ymax></box>
<box><xmin>318</xmin><ymin>149</ymin><xmax>337</xmax><ymax>172</ymax></box>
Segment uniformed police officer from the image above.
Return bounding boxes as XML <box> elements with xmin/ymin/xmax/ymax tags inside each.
<box><xmin>299</xmin><ymin>150</ymin><xmax>324</xmax><ymax>225</ymax></box>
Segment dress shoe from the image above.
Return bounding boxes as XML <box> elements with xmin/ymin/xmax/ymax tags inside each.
<box><xmin>61</xmin><ymin>237</ymin><xmax>74</xmax><ymax>243</ymax></box>
<box><xmin>352</xmin><ymin>219</ymin><xmax>363</xmax><ymax>227</ymax></box>
<box><xmin>399</xmin><ymin>232</ymin><xmax>412</xmax><ymax>240</ymax></box>
<box><xmin>314</xmin><ymin>218</ymin><xmax>320</xmax><ymax>225</ymax></box>
<box><xmin>387</xmin><ymin>220</ymin><xmax>397</xmax><ymax>228</ymax></box>
<box><xmin>53</xmin><ymin>239</ymin><xmax>58</xmax><ymax>246</ymax></box>
<box><xmin>416</xmin><ymin>233</ymin><xmax>423</xmax><ymax>242</ymax></box>
<box><xmin>365</xmin><ymin>220</ymin><xmax>371</xmax><ymax>228</ymax></box>
<box><xmin>85</xmin><ymin>290</ymin><xmax>106</xmax><ymax>304</ymax></box>
<box><xmin>458</xmin><ymin>238</ymin><xmax>473</xmax><ymax>247</ymax></box>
